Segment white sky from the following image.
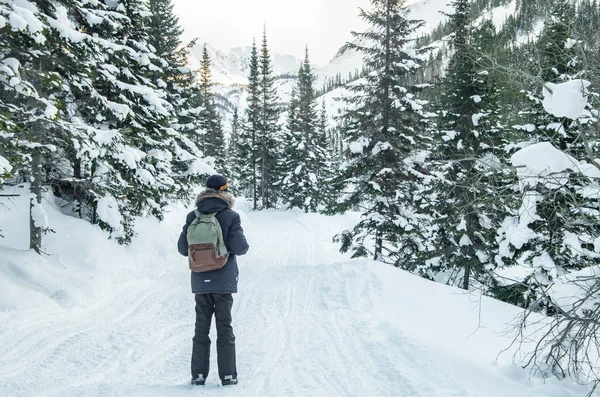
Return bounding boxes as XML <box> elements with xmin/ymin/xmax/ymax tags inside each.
<box><xmin>173</xmin><ymin>0</ymin><xmax>372</xmax><ymax>65</ymax></box>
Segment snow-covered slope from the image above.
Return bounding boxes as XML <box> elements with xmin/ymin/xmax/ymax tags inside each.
<box><xmin>0</xmin><ymin>184</ymin><xmax>595</xmax><ymax>396</ymax></box>
<box><xmin>190</xmin><ymin>43</ymin><xmax>303</xmax><ymax>85</ymax></box>
<box><xmin>315</xmin><ymin>0</ymin><xmax>453</xmax><ymax>88</ymax></box>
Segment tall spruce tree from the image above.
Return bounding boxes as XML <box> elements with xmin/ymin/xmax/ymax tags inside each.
<box><xmin>233</xmin><ymin>39</ymin><xmax>261</xmax><ymax>209</ymax></box>
<box><xmin>280</xmin><ymin>48</ymin><xmax>332</xmax><ymax>212</ymax></box>
<box><xmin>147</xmin><ymin>0</ymin><xmax>183</xmax><ymax>67</ymax></box>
<box><xmin>424</xmin><ymin>1</ymin><xmax>518</xmax><ymax>290</ymax></box>
<box><xmin>317</xmin><ymin>100</ymin><xmax>335</xmax><ymax>206</ymax></box>
<box><xmin>198</xmin><ymin>45</ymin><xmax>225</xmax><ymax>165</ymax></box>
<box><xmin>146</xmin><ymin>0</ymin><xmax>208</xmax><ymax>201</ymax></box>
<box><xmin>229</xmin><ymin>107</ymin><xmax>240</xmax><ymax>162</ymax></box>
<box><xmin>427</xmin><ymin>0</ymin><xmax>487</xmax><ymax>289</ymax></box>
<box><xmin>327</xmin><ymin>0</ymin><xmax>432</xmax><ymax>265</ymax></box>
<box><xmin>257</xmin><ymin>28</ymin><xmax>282</xmax><ymax>209</ymax></box>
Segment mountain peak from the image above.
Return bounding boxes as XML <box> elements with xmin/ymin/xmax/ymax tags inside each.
<box><xmin>189</xmin><ymin>43</ymin><xmax>304</xmax><ymax>85</ymax></box>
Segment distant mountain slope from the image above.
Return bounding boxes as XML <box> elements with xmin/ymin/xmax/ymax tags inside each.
<box><xmin>189</xmin><ymin>43</ymin><xmax>304</xmax><ymax>85</ymax></box>
<box><xmin>315</xmin><ymin>0</ymin><xmax>453</xmax><ymax>87</ymax></box>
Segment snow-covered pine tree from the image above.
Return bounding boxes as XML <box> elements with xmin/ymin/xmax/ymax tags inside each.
<box><xmin>147</xmin><ymin>0</ymin><xmax>183</xmax><ymax>68</ymax></box>
<box><xmin>0</xmin><ymin>0</ymin><xmax>82</xmax><ymax>252</ymax></box>
<box><xmin>423</xmin><ymin>0</ymin><xmax>516</xmax><ymax>290</ymax></box>
<box><xmin>146</xmin><ymin>0</ymin><xmax>208</xmax><ymax>201</ymax></box>
<box><xmin>226</xmin><ymin>106</ymin><xmax>241</xmax><ymax>191</ymax></box>
<box><xmin>493</xmin><ymin>0</ymin><xmax>600</xmax><ymax>309</ymax></box>
<box><xmin>82</xmin><ymin>0</ymin><xmax>177</xmax><ymax>242</ymax></box>
<box><xmin>280</xmin><ymin>48</ymin><xmax>332</xmax><ymax>212</ymax></box>
<box><xmin>228</xmin><ymin>107</ymin><xmax>240</xmax><ymax>164</ymax></box>
<box><xmin>45</xmin><ymin>0</ymin><xmax>180</xmax><ymax>243</ymax></box>
<box><xmin>257</xmin><ymin>28</ymin><xmax>282</xmax><ymax>209</ymax></box>
<box><xmin>279</xmin><ymin>85</ymin><xmax>301</xmax><ymax>208</ymax></box>
<box><xmin>327</xmin><ymin>0</ymin><xmax>432</xmax><ymax>265</ymax></box>
<box><xmin>198</xmin><ymin>45</ymin><xmax>225</xmax><ymax>166</ymax></box>
<box><xmin>233</xmin><ymin>39</ymin><xmax>260</xmax><ymax>209</ymax></box>
<box><xmin>317</xmin><ymin>100</ymin><xmax>335</xmax><ymax>207</ymax></box>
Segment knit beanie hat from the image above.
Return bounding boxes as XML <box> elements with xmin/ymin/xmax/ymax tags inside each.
<box><xmin>206</xmin><ymin>174</ymin><xmax>229</xmax><ymax>191</ymax></box>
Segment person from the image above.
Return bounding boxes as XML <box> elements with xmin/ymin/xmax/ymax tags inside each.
<box><xmin>177</xmin><ymin>174</ymin><xmax>249</xmax><ymax>386</ymax></box>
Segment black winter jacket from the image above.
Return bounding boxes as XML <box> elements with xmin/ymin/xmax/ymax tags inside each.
<box><xmin>178</xmin><ymin>190</ymin><xmax>249</xmax><ymax>294</ymax></box>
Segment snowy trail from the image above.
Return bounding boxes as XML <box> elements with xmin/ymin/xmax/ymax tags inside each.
<box><xmin>0</xmin><ymin>210</ymin><xmax>590</xmax><ymax>396</ymax></box>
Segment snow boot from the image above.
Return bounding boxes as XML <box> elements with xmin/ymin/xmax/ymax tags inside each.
<box><xmin>221</xmin><ymin>377</ymin><xmax>238</xmax><ymax>386</ymax></box>
<box><xmin>191</xmin><ymin>375</ymin><xmax>205</xmax><ymax>386</ymax></box>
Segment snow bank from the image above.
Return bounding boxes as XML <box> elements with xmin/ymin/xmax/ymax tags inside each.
<box><xmin>363</xmin><ymin>260</ymin><xmax>590</xmax><ymax>396</ymax></box>
<box><xmin>0</xmin><ymin>184</ymin><xmax>191</xmax><ymax>310</ymax></box>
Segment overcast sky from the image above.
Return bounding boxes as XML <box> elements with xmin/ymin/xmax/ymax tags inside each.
<box><xmin>172</xmin><ymin>0</ymin><xmax>373</xmax><ymax>65</ymax></box>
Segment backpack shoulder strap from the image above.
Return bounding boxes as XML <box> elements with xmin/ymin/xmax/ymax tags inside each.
<box><xmin>193</xmin><ymin>210</ymin><xmax>218</xmax><ymax>221</ymax></box>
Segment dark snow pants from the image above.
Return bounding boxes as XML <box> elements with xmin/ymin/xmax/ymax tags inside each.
<box><xmin>191</xmin><ymin>293</ymin><xmax>237</xmax><ymax>381</ymax></box>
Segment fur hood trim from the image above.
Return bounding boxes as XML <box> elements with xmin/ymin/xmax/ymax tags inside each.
<box><xmin>195</xmin><ymin>188</ymin><xmax>235</xmax><ymax>208</ymax></box>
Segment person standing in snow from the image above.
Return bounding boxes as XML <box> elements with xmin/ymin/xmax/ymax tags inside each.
<box><xmin>177</xmin><ymin>174</ymin><xmax>249</xmax><ymax>386</ymax></box>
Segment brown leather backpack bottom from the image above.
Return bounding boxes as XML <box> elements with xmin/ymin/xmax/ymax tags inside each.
<box><xmin>189</xmin><ymin>243</ymin><xmax>229</xmax><ymax>272</ymax></box>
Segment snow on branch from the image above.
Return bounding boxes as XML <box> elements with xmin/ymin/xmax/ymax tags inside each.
<box><xmin>542</xmin><ymin>79</ymin><xmax>591</xmax><ymax>120</ymax></box>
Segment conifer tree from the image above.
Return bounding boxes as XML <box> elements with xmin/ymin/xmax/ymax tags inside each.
<box><xmin>424</xmin><ymin>1</ymin><xmax>518</xmax><ymax>290</ymax></box>
<box><xmin>327</xmin><ymin>0</ymin><xmax>432</xmax><ymax>265</ymax></box>
<box><xmin>233</xmin><ymin>39</ymin><xmax>261</xmax><ymax>209</ymax></box>
<box><xmin>229</xmin><ymin>107</ymin><xmax>240</xmax><ymax>161</ymax></box>
<box><xmin>0</xmin><ymin>0</ymin><xmax>89</xmax><ymax>251</ymax></box>
<box><xmin>89</xmin><ymin>0</ymin><xmax>178</xmax><ymax>241</ymax></box>
<box><xmin>146</xmin><ymin>0</ymin><xmax>208</xmax><ymax>201</ymax></box>
<box><xmin>147</xmin><ymin>0</ymin><xmax>183</xmax><ymax>67</ymax></box>
<box><xmin>257</xmin><ymin>28</ymin><xmax>282</xmax><ymax>209</ymax></box>
<box><xmin>198</xmin><ymin>45</ymin><xmax>225</xmax><ymax>164</ymax></box>
<box><xmin>1</xmin><ymin>0</ymin><xmax>212</xmax><ymax>247</ymax></box>
<box><xmin>280</xmin><ymin>48</ymin><xmax>332</xmax><ymax>212</ymax></box>
<box><xmin>317</xmin><ymin>100</ymin><xmax>335</xmax><ymax>206</ymax></box>
<box><xmin>427</xmin><ymin>0</ymin><xmax>488</xmax><ymax>289</ymax></box>
<box><xmin>493</xmin><ymin>0</ymin><xmax>600</xmax><ymax>308</ymax></box>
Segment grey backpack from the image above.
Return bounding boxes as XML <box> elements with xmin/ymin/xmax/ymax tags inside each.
<box><xmin>186</xmin><ymin>210</ymin><xmax>229</xmax><ymax>272</ymax></box>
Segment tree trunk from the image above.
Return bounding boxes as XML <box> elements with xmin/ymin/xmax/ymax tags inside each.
<box><xmin>339</xmin><ymin>130</ymin><xmax>343</xmax><ymax>160</ymax></box>
<box><xmin>374</xmin><ymin>232</ymin><xmax>383</xmax><ymax>261</ymax></box>
<box><xmin>261</xmin><ymin>150</ymin><xmax>267</xmax><ymax>209</ymax></box>
<box><xmin>30</xmin><ymin>148</ymin><xmax>43</xmax><ymax>254</ymax></box>
<box><xmin>73</xmin><ymin>158</ymin><xmax>82</xmax><ymax>218</ymax></box>
<box><xmin>462</xmin><ymin>262</ymin><xmax>470</xmax><ymax>290</ymax></box>
<box><xmin>381</xmin><ymin>0</ymin><xmax>392</xmax><ymax>138</ymax></box>
<box><xmin>252</xmin><ymin>130</ymin><xmax>257</xmax><ymax>211</ymax></box>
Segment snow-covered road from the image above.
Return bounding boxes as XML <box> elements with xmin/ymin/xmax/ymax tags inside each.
<box><xmin>0</xmin><ymin>208</ymin><xmax>593</xmax><ymax>396</ymax></box>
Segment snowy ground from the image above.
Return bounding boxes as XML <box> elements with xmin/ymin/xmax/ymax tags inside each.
<box><xmin>0</xmin><ymin>185</ymin><xmax>596</xmax><ymax>396</ymax></box>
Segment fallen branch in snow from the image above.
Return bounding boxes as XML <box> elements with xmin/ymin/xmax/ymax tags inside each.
<box><xmin>0</xmin><ymin>194</ymin><xmax>19</xmax><ymax>197</ymax></box>
<box><xmin>510</xmin><ymin>273</ymin><xmax>600</xmax><ymax>396</ymax></box>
